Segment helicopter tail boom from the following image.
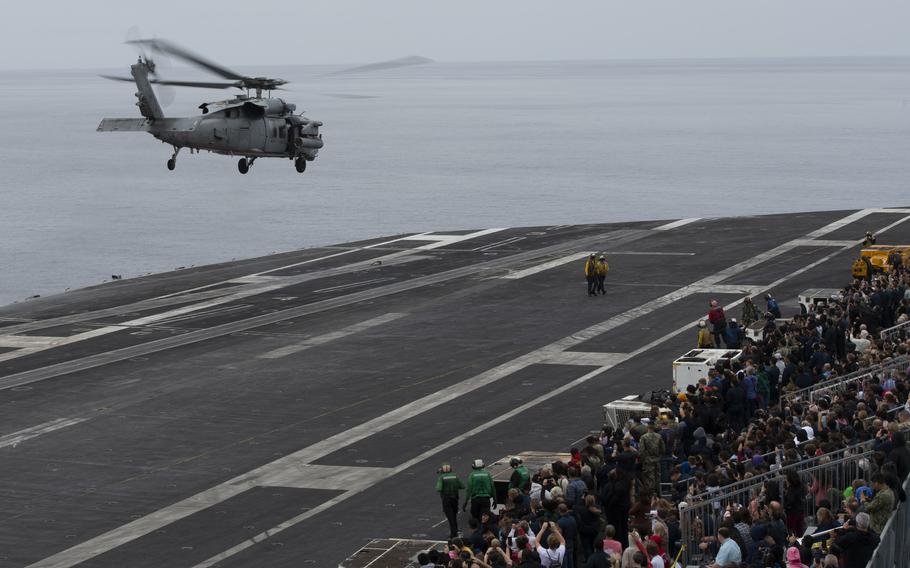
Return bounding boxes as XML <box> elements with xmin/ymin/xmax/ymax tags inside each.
<box><xmin>131</xmin><ymin>61</ymin><xmax>165</xmax><ymax>120</ymax></box>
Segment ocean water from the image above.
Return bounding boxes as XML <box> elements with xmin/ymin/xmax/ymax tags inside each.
<box><xmin>2</xmin><ymin>57</ymin><xmax>910</xmax><ymax>306</ymax></box>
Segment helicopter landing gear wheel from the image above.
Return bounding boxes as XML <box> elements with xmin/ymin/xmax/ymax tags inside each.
<box><xmin>238</xmin><ymin>158</ymin><xmax>249</xmax><ymax>174</ymax></box>
<box><xmin>295</xmin><ymin>158</ymin><xmax>307</xmax><ymax>173</ymax></box>
<box><xmin>167</xmin><ymin>146</ymin><xmax>180</xmax><ymax>171</ymax></box>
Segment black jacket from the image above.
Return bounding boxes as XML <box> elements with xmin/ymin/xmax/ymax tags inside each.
<box><xmin>602</xmin><ymin>480</ymin><xmax>630</xmax><ymax>520</ymax></box>
<box><xmin>830</xmin><ymin>529</ymin><xmax>880</xmax><ymax>567</ymax></box>
<box><xmin>888</xmin><ymin>445</ymin><xmax>910</xmax><ymax>481</ymax></box>
<box><xmin>583</xmin><ymin>550</ymin><xmax>612</xmax><ymax>568</ymax></box>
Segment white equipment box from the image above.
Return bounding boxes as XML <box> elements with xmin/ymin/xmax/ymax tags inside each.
<box><xmin>603</xmin><ymin>395</ymin><xmax>652</xmax><ymax>430</ymax></box>
<box><xmin>672</xmin><ymin>349</ymin><xmax>742</xmax><ymax>393</ymax></box>
<box><xmin>798</xmin><ymin>288</ymin><xmax>841</xmax><ymax>315</ymax></box>
<box><xmin>744</xmin><ymin>318</ymin><xmax>792</xmax><ymax>343</ymax></box>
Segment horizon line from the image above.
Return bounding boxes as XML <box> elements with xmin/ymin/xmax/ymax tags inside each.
<box><xmin>4</xmin><ymin>52</ymin><xmax>910</xmax><ymax>74</ymax></box>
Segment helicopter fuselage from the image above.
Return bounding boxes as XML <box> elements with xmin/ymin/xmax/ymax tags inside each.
<box><xmin>151</xmin><ymin>98</ymin><xmax>323</xmax><ymax>160</ymax></box>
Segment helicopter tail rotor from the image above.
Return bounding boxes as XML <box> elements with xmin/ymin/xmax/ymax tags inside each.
<box><xmin>121</xmin><ymin>27</ymin><xmax>181</xmax><ymax>108</ymax></box>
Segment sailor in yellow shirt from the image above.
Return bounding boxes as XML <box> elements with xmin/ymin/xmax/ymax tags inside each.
<box><xmin>697</xmin><ymin>320</ymin><xmax>714</xmax><ymax>348</ymax></box>
<box><xmin>595</xmin><ymin>255</ymin><xmax>609</xmax><ymax>295</ymax></box>
<box><xmin>584</xmin><ymin>254</ymin><xmax>597</xmax><ymax>296</ymax></box>
<box><xmin>852</xmin><ymin>257</ymin><xmax>867</xmax><ymax>280</ymax></box>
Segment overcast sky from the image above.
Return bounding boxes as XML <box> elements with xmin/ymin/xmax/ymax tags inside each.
<box><xmin>3</xmin><ymin>0</ymin><xmax>909</xmax><ymax>70</ymax></box>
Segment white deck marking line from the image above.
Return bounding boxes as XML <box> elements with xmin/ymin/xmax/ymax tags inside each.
<box><xmin>790</xmin><ymin>239</ymin><xmax>860</xmax><ymax>247</ymax></box>
<box><xmin>258</xmin><ymin>313</ymin><xmax>406</xmax><ymax>360</ymax></box>
<box><xmin>693</xmin><ymin>284</ymin><xmax>767</xmax><ymax>295</ymax></box>
<box><xmin>413</xmin><ymin>228</ymin><xmax>508</xmax><ymax>250</ymax></box>
<box><xmin>476</xmin><ymin>236</ymin><xmax>526</xmax><ymax>252</ymax></box>
<box><xmin>227</xmin><ymin>275</ymin><xmax>288</xmax><ymax>284</ymax></box>
<box><xmin>362</xmin><ymin>540</ymin><xmax>411</xmax><ymax>568</ymax></box>
<box><xmin>0</xmin><ymin>417</ymin><xmax>90</xmax><ymax>449</ymax></box>
<box><xmin>803</xmin><ymin>209</ymin><xmax>873</xmax><ymax>239</ymax></box>
<box><xmin>0</xmin><ymin>348</ymin><xmax>36</xmax><ymax>363</ymax></box>
<box><xmin>312</xmin><ymin>277</ymin><xmax>394</xmax><ymax>294</ymax></box>
<box><xmin>868</xmin><ymin>208</ymin><xmax>910</xmax><ymax>214</ymax></box>
<box><xmin>399</xmin><ymin>233</ymin><xmax>450</xmax><ymax>241</ymax></box>
<box><xmin>653</xmin><ymin>218</ymin><xmax>702</xmax><ymax>231</ymax></box>
<box><xmin>540</xmin><ymin>352</ymin><xmax>628</xmax><ymax>366</ymax></box>
<box><xmin>0</xmin><ymin>335</ymin><xmax>63</xmax><ymax>348</ymax></box>
<box><xmin>602</xmin><ymin>251</ymin><xmax>696</xmax><ymax>256</ymax></box>
<box><xmin>27</xmin><ymin>211</ymin><xmax>882</xmax><ymax>568</ymax></box>
<box><xmin>146</xmin><ymin>304</ymin><xmax>253</xmax><ymax>326</ymax></box>
<box><xmin>501</xmin><ymin>252</ymin><xmax>593</xmax><ymax>280</ymax></box>
<box><xmin>256</xmin><ymin>463</ymin><xmax>395</xmax><ymax>491</ymax></box>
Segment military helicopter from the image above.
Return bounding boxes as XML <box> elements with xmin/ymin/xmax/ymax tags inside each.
<box><xmin>98</xmin><ymin>39</ymin><xmax>323</xmax><ymax>174</ymax></box>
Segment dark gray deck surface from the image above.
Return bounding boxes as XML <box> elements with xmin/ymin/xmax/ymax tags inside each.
<box><xmin>2</xmin><ymin>208</ymin><xmax>910</xmax><ymax>567</ymax></box>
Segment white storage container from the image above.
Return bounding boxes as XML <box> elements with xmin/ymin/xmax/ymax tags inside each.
<box><xmin>603</xmin><ymin>395</ymin><xmax>652</xmax><ymax>429</ymax></box>
<box><xmin>672</xmin><ymin>349</ymin><xmax>742</xmax><ymax>393</ymax></box>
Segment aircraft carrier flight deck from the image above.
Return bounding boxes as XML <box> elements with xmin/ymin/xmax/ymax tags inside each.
<box><xmin>2</xmin><ymin>208</ymin><xmax>909</xmax><ymax>568</ymax></box>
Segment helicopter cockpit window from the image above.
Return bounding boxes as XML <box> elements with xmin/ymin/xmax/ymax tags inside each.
<box><xmin>279</xmin><ymin>126</ymin><xmax>286</xmax><ymax>138</ymax></box>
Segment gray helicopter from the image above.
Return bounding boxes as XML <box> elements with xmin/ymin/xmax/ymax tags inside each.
<box><xmin>98</xmin><ymin>39</ymin><xmax>323</xmax><ymax>174</ymax></box>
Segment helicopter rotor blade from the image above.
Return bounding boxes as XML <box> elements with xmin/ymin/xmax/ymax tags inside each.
<box><xmin>100</xmin><ymin>75</ymin><xmax>238</xmax><ymax>90</ymax></box>
<box><xmin>128</xmin><ymin>38</ymin><xmax>246</xmax><ymax>81</ymax></box>
<box><xmin>147</xmin><ymin>78</ymin><xmax>240</xmax><ymax>89</ymax></box>
<box><xmin>100</xmin><ymin>75</ymin><xmax>136</xmax><ymax>83</ymax></box>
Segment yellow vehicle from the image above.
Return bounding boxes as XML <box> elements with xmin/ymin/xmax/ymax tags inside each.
<box><xmin>853</xmin><ymin>245</ymin><xmax>910</xmax><ymax>277</ymax></box>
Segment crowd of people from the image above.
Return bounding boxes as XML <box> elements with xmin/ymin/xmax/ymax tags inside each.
<box><xmin>422</xmin><ymin>264</ymin><xmax>910</xmax><ymax>568</ymax></box>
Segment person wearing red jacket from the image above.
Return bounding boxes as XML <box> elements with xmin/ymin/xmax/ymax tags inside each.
<box><xmin>707</xmin><ymin>300</ymin><xmax>726</xmax><ymax>347</ymax></box>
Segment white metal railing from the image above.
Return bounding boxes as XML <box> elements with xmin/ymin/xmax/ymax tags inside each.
<box><xmin>880</xmin><ymin>318</ymin><xmax>910</xmax><ymax>341</ymax></box>
<box><xmin>786</xmin><ymin>355</ymin><xmax>910</xmax><ymax>405</ymax></box>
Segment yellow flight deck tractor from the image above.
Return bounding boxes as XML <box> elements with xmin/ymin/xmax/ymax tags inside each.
<box><xmin>852</xmin><ymin>245</ymin><xmax>910</xmax><ymax>279</ymax></box>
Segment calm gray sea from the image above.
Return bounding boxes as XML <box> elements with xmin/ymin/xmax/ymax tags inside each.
<box><xmin>2</xmin><ymin>57</ymin><xmax>910</xmax><ymax>306</ymax></box>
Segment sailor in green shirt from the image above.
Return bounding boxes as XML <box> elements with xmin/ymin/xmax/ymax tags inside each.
<box><xmin>508</xmin><ymin>456</ymin><xmax>530</xmax><ymax>491</ymax></box>
<box><xmin>463</xmin><ymin>458</ymin><xmax>496</xmax><ymax>521</ymax></box>
<box><xmin>436</xmin><ymin>463</ymin><xmax>464</xmax><ymax>538</ymax></box>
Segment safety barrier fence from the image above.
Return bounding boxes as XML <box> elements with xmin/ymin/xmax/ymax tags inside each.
<box><xmin>866</xmin><ymin>471</ymin><xmax>910</xmax><ymax>568</ymax></box>
<box><xmin>681</xmin><ymin>440</ymin><xmax>874</xmax><ymax>508</ymax></box>
<box><xmin>785</xmin><ymin>355</ymin><xmax>910</xmax><ymax>405</ymax></box>
<box><xmin>679</xmin><ymin>445</ymin><xmax>874</xmax><ymax>566</ymax></box>
<box><xmin>880</xmin><ymin>319</ymin><xmax>910</xmax><ymax>342</ymax></box>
